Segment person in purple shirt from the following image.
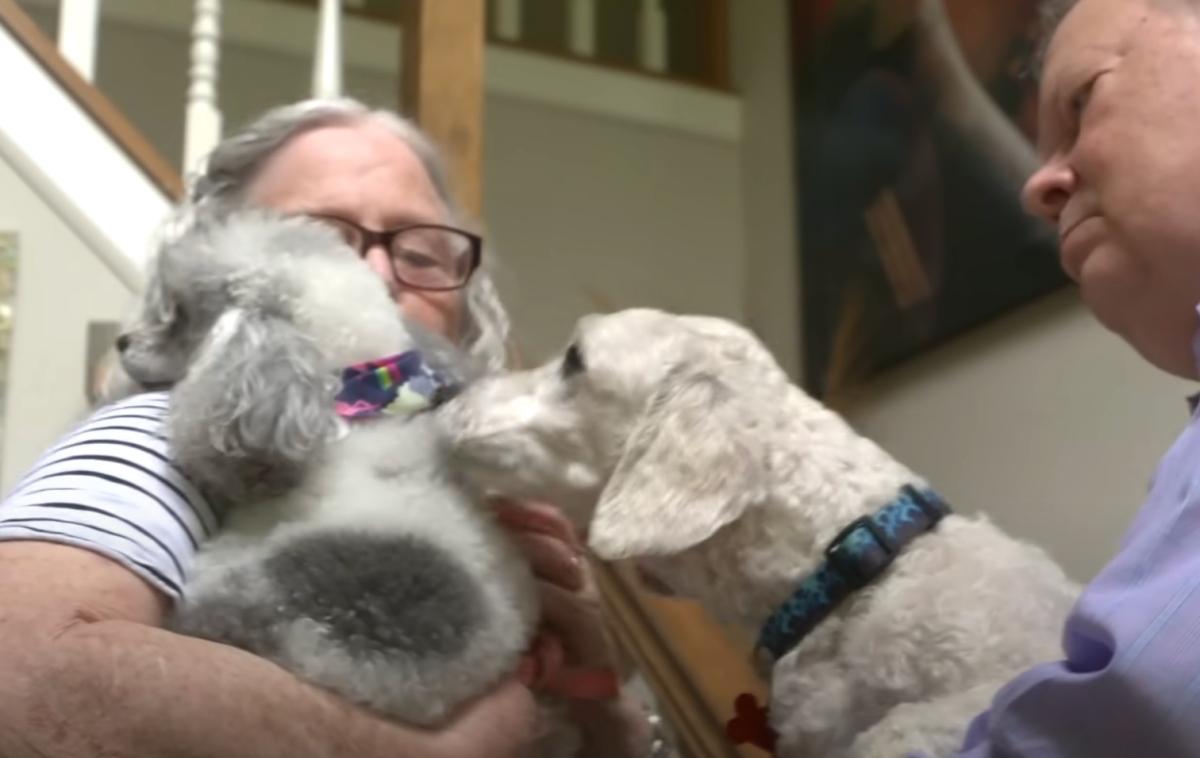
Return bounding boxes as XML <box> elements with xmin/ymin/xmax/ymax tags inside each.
<box><xmin>912</xmin><ymin>0</ymin><xmax>1200</xmax><ymax>754</ymax></box>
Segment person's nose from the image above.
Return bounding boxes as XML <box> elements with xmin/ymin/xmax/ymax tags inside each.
<box><xmin>361</xmin><ymin>243</ymin><xmax>401</xmax><ymax>297</ymax></box>
<box><xmin>1021</xmin><ymin>156</ymin><xmax>1076</xmax><ymax>226</ymax></box>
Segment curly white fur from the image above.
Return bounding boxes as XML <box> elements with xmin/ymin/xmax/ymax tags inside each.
<box><xmin>441</xmin><ymin>308</ymin><xmax>1080</xmax><ymax>758</ymax></box>
<box><xmin>119</xmin><ymin>212</ymin><xmax>576</xmax><ymax>754</ymax></box>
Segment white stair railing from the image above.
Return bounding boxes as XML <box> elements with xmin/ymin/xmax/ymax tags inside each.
<box><xmin>312</xmin><ymin>0</ymin><xmax>343</xmax><ymax>98</ymax></box>
<box><xmin>566</xmin><ymin>0</ymin><xmax>595</xmax><ymax>58</ymax></box>
<box><xmin>638</xmin><ymin>0</ymin><xmax>667</xmax><ymax>74</ymax></box>
<box><xmin>182</xmin><ymin>0</ymin><xmax>222</xmax><ymax>174</ymax></box>
<box><xmin>41</xmin><ymin>0</ymin><xmax>688</xmax><ymax>182</ymax></box>
<box><xmin>494</xmin><ymin>0</ymin><xmax>522</xmax><ymax>42</ymax></box>
<box><xmin>56</xmin><ymin>0</ymin><xmax>100</xmax><ymax>81</ymax></box>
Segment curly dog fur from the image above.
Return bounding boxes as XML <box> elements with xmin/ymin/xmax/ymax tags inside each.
<box><xmin>119</xmin><ymin>213</ymin><xmax>574</xmax><ymax>751</ymax></box>
<box><xmin>442</xmin><ymin>308</ymin><xmax>1079</xmax><ymax>758</ymax></box>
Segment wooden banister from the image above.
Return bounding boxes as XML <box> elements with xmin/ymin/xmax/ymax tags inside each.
<box><xmin>0</xmin><ymin>0</ymin><xmax>183</xmax><ymax>200</ymax></box>
<box><xmin>399</xmin><ymin>0</ymin><xmax>485</xmax><ymax>218</ymax></box>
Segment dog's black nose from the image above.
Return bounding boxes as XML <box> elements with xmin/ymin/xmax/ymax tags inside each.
<box><xmin>115</xmin><ymin>334</ymin><xmax>132</xmax><ymax>352</ymax></box>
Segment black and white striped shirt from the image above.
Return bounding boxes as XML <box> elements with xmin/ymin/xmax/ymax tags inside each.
<box><xmin>0</xmin><ymin>392</ymin><xmax>216</xmax><ymax>599</ymax></box>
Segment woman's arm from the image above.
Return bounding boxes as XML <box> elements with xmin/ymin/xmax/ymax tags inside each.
<box><xmin>0</xmin><ymin>541</ymin><xmax>537</xmax><ymax>758</ymax></box>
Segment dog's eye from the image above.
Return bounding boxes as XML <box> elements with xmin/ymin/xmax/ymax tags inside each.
<box><xmin>561</xmin><ymin>343</ymin><xmax>586</xmax><ymax>379</ymax></box>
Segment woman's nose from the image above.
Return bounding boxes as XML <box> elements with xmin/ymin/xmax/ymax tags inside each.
<box><xmin>361</xmin><ymin>244</ymin><xmax>402</xmax><ymax>299</ymax></box>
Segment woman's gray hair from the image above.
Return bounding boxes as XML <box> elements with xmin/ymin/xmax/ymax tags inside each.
<box><xmin>160</xmin><ymin>98</ymin><xmax>510</xmax><ymax>372</ymax></box>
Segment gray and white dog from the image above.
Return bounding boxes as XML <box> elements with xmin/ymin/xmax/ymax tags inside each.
<box><xmin>118</xmin><ymin>212</ymin><xmax>561</xmax><ymax>741</ymax></box>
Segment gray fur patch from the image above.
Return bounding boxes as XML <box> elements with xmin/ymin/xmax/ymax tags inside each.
<box><xmin>265</xmin><ymin>531</ymin><xmax>485</xmax><ymax>657</ymax></box>
<box><xmin>169</xmin><ymin>572</ymin><xmax>283</xmax><ymax>655</ymax></box>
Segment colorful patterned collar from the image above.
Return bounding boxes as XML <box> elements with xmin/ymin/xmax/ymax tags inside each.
<box><xmin>334</xmin><ymin>350</ymin><xmax>456</xmax><ymax>419</ymax></box>
<box><xmin>755</xmin><ymin>485</ymin><xmax>951</xmax><ymax>663</ymax></box>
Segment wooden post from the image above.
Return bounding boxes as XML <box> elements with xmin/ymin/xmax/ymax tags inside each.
<box><xmin>400</xmin><ymin>0</ymin><xmax>485</xmax><ymax>218</ymax></box>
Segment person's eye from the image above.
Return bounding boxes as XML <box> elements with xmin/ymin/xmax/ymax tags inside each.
<box><xmin>1070</xmin><ymin>85</ymin><xmax>1092</xmax><ymax>118</ymax></box>
<box><xmin>394</xmin><ymin>249</ymin><xmax>442</xmax><ymax>269</ymax></box>
<box><xmin>561</xmin><ymin>343</ymin><xmax>586</xmax><ymax>379</ymax></box>
<box><xmin>1066</xmin><ymin>75</ymin><xmax>1100</xmax><ymax>127</ymax></box>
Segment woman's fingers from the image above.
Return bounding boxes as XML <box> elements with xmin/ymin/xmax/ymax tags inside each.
<box><xmin>492</xmin><ymin>498</ymin><xmax>582</xmax><ymax>550</ymax></box>
<box><xmin>510</xmin><ymin>531</ymin><xmax>585</xmax><ymax>591</ymax></box>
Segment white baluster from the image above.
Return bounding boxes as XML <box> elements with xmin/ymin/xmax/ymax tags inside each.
<box><xmin>312</xmin><ymin>0</ymin><xmax>343</xmax><ymax>98</ymax></box>
<box><xmin>494</xmin><ymin>0</ymin><xmax>522</xmax><ymax>42</ymax></box>
<box><xmin>638</xmin><ymin>0</ymin><xmax>668</xmax><ymax>74</ymax></box>
<box><xmin>566</xmin><ymin>0</ymin><xmax>596</xmax><ymax>58</ymax></box>
<box><xmin>57</xmin><ymin>0</ymin><xmax>100</xmax><ymax>81</ymax></box>
<box><xmin>183</xmin><ymin>0</ymin><xmax>223</xmax><ymax>174</ymax></box>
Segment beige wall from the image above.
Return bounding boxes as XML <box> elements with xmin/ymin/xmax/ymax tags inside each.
<box><xmin>841</xmin><ymin>292</ymin><xmax>1193</xmax><ymax>581</ymax></box>
<box><xmin>482</xmin><ymin>97</ymin><xmax>744</xmax><ymax>358</ymax></box>
<box><xmin>0</xmin><ymin>157</ymin><xmax>134</xmax><ymax>491</ymax></box>
<box><xmin>732</xmin><ymin>0</ymin><xmax>802</xmax><ymax>381</ymax></box>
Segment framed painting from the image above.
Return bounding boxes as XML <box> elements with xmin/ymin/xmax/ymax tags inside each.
<box><xmin>791</xmin><ymin>0</ymin><xmax>1064</xmax><ymax>397</ymax></box>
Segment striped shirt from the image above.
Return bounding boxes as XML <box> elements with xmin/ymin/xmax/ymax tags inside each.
<box><xmin>0</xmin><ymin>392</ymin><xmax>216</xmax><ymax>598</ymax></box>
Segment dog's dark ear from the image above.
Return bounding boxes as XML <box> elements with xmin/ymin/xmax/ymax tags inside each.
<box><xmin>169</xmin><ymin>308</ymin><xmax>337</xmax><ymax>498</ymax></box>
<box><xmin>588</xmin><ymin>360</ymin><xmax>770</xmax><ymax>560</ymax></box>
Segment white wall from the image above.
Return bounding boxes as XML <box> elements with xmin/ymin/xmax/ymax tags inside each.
<box><xmin>0</xmin><ymin>156</ymin><xmax>133</xmax><ymax>491</ymax></box>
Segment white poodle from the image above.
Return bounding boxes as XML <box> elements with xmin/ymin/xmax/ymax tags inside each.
<box><xmin>440</xmin><ymin>308</ymin><xmax>1079</xmax><ymax>758</ymax></box>
<box><xmin>118</xmin><ymin>212</ymin><xmax>574</xmax><ymax>753</ymax></box>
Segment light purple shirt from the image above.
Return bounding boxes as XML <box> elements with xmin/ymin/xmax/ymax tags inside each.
<box><xmin>940</xmin><ymin>397</ymin><xmax>1200</xmax><ymax>755</ymax></box>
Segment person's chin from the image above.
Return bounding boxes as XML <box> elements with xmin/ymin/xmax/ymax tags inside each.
<box><xmin>1099</xmin><ymin>301</ymin><xmax>1200</xmax><ymax>379</ymax></box>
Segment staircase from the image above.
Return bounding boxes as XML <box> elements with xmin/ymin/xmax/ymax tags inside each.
<box><xmin>0</xmin><ymin>0</ymin><xmax>177</xmax><ymax>488</ymax></box>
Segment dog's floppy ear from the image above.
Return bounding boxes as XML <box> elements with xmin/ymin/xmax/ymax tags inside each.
<box><xmin>588</xmin><ymin>359</ymin><xmax>770</xmax><ymax>560</ymax></box>
<box><xmin>169</xmin><ymin>308</ymin><xmax>338</xmax><ymax>499</ymax></box>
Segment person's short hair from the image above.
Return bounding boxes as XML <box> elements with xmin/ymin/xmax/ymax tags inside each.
<box><xmin>1035</xmin><ymin>0</ymin><xmax>1197</xmax><ymax>76</ymax></box>
<box><xmin>162</xmin><ymin>99</ymin><xmax>510</xmax><ymax>371</ymax></box>
<box><xmin>1033</xmin><ymin>0</ymin><xmax>1078</xmax><ymax>75</ymax></box>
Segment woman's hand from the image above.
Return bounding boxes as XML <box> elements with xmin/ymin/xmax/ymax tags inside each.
<box><xmin>493</xmin><ymin>499</ymin><xmax>619</xmax><ymax>685</ymax></box>
<box><xmin>493</xmin><ymin>499</ymin><xmax>656</xmax><ymax>757</ymax></box>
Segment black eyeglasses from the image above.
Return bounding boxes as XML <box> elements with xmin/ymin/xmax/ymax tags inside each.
<box><xmin>307</xmin><ymin>214</ymin><xmax>483</xmax><ymax>291</ymax></box>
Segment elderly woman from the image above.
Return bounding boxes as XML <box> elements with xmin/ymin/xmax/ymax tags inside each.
<box><xmin>0</xmin><ymin>99</ymin><xmax>655</xmax><ymax>758</ymax></box>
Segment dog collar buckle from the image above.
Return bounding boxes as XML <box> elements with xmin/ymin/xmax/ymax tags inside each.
<box><xmin>824</xmin><ymin>516</ymin><xmax>897</xmax><ymax>590</ymax></box>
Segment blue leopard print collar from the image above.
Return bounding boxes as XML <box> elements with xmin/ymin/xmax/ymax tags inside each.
<box><xmin>755</xmin><ymin>485</ymin><xmax>951</xmax><ymax>662</ymax></box>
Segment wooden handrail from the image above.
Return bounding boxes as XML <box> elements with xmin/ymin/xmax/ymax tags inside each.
<box><xmin>0</xmin><ymin>0</ymin><xmax>183</xmax><ymax>201</ymax></box>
